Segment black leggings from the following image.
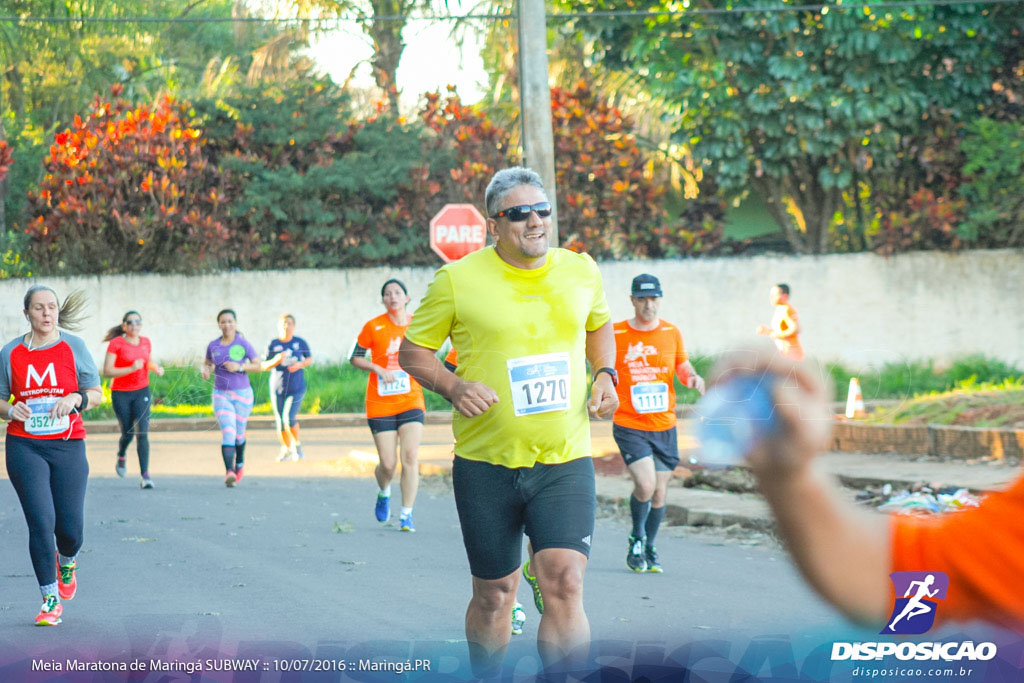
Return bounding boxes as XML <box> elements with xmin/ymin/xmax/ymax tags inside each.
<box><xmin>5</xmin><ymin>435</ymin><xmax>89</xmax><ymax>587</ymax></box>
<box><xmin>112</xmin><ymin>387</ymin><xmax>151</xmax><ymax>474</ymax></box>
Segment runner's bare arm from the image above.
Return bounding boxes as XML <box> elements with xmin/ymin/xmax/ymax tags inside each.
<box><xmin>261</xmin><ymin>352</ymin><xmax>285</xmax><ymax>371</ymax></box>
<box><xmin>585</xmin><ymin>321</ymin><xmax>618</xmax><ymax>419</ymax></box>
<box><xmin>2</xmin><ymin>399</ymin><xmax>30</xmax><ymax>421</ymax></box>
<box><xmin>51</xmin><ymin>386</ymin><xmax>104</xmax><ymax>418</ymax></box>
<box><xmin>399</xmin><ymin>338</ymin><xmax>498</xmax><ymax>417</ymax></box>
<box><xmin>676</xmin><ymin>360</ymin><xmax>705</xmax><ymax>395</ymax></box>
<box><xmin>711</xmin><ymin>347</ymin><xmax>890</xmax><ymax>624</ymax></box>
<box><xmin>288</xmin><ymin>355</ymin><xmax>313</xmax><ymax>373</ymax></box>
<box><xmin>102</xmin><ymin>352</ymin><xmax>145</xmax><ymax>377</ymax></box>
<box><xmin>350</xmin><ymin>349</ymin><xmax>395</xmax><ymax>384</ymax></box>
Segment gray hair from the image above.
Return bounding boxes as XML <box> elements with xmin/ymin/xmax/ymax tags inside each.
<box><xmin>23</xmin><ymin>285</ymin><xmax>88</xmax><ymax>332</ymax></box>
<box><xmin>485</xmin><ymin>167</ymin><xmax>546</xmax><ymax>217</ymax></box>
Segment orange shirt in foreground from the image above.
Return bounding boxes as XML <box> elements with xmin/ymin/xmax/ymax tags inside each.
<box><xmin>771</xmin><ymin>303</ymin><xmax>804</xmax><ymax>361</ymax></box>
<box><xmin>890</xmin><ymin>474</ymin><xmax>1024</xmax><ymax>632</ymax></box>
<box><xmin>356</xmin><ymin>313</ymin><xmax>425</xmax><ymax>419</ymax></box>
<box><xmin>612</xmin><ymin>319</ymin><xmax>688</xmax><ymax>432</ymax></box>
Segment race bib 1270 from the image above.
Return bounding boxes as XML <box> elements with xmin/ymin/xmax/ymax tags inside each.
<box><xmin>507</xmin><ymin>352</ymin><xmax>571</xmax><ymax>417</ymax></box>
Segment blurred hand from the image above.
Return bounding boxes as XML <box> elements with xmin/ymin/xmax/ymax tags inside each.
<box><xmin>131</xmin><ymin>359</ymin><xmax>145</xmax><ymax>371</ymax></box>
<box><xmin>8</xmin><ymin>402</ymin><xmax>31</xmax><ymax>422</ymax></box>
<box><xmin>451</xmin><ymin>380</ymin><xmax>499</xmax><ymax>418</ymax></box>
<box><xmin>51</xmin><ymin>393</ymin><xmax>80</xmax><ymax>418</ymax></box>
<box><xmin>224</xmin><ymin>361</ymin><xmax>242</xmax><ymax>373</ymax></box>
<box><xmin>755</xmin><ymin>325</ymin><xmax>771</xmax><ymax>336</ymax></box>
<box><xmin>686</xmin><ymin>374</ymin><xmax>706</xmax><ymax>395</ymax></box>
<box><xmin>708</xmin><ymin>344</ymin><xmax>832</xmax><ymax>484</ymax></box>
<box><xmin>154</xmin><ymin>364</ymin><xmax>165</xmax><ymax>377</ymax></box>
<box><xmin>377</xmin><ymin>369</ymin><xmax>396</xmax><ymax>385</ymax></box>
<box><xmin>287</xmin><ymin>364</ymin><xmax>301</xmax><ymax>373</ymax></box>
<box><xmin>200</xmin><ymin>364</ymin><xmax>211</xmax><ymax>381</ymax></box>
<box><xmin>587</xmin><ymin>374</ymin><xmax>618</xmax><ymax>419</ymax></box>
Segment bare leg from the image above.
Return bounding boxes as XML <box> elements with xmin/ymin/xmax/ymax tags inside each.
<box><xmin>533</xmin><ymin>547</ymin><xmax>590</xmax><ymax>669</ymax></box>
<box><xmin>466</xmin><ymin>571</ymin><xmax>520</xmax><ymax>678</ymax></box>
<box><xmin>372</xmin><ymin>431</ymin><xmax>398</xmax><ymax>490</ymax></box>
<box><xmin>396</xmin><ymin>421</ymin><xmax>423</xmax><ymax>508</ymax></box>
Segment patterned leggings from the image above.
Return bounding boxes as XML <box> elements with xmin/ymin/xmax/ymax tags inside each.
<box><xmin>213</xmin><ymin>387</ymin><xmax>253</xmax><ymax>446</ymax></box>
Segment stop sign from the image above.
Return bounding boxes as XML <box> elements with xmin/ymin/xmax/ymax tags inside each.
<box><xmin>429</xmin><ymin>204</ymin><xmax>488</xmax><ymax>263</ymax></box>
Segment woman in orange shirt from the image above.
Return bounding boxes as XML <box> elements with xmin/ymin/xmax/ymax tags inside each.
<box><xmin>351</xmin><ymin>279</ymin><xmax>425</xmax><ymax>532</ymax></box>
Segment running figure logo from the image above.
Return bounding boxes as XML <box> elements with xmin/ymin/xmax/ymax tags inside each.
<box><xmin>882</xmin><ymin>571</ymin><xmax>949</xmax><ymax>635</ymax></box>
<box><xmin>623</xmin><ymin>341</ymin><xmax>657</xmax><ymax>365</ymax></box>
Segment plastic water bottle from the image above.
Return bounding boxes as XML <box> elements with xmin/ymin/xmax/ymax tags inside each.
<box><xmin>693</xmin><ymin>374</ymin><xmax>778</xmax><ymax>467</ymax></box>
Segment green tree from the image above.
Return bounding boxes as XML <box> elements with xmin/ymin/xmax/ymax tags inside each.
<box><xmin>24</xmin><ymin>88</ymin><xmax>233</xmax><ymax>274</ymax></box>
<box><xmin>1</xmin><ymin>0</ymin><xmax>288</xmax><ymax>234</ymax></box>
<box><xmin>561</xmin><ymin>0</ymin><xmax>1015</xmax><ymax>253</ymax></box>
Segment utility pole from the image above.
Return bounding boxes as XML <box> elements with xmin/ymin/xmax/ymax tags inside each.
<box><xmin>517</xmin><ymin>0</ymin><xmax>558</xmax><ymax>244</ymax></box>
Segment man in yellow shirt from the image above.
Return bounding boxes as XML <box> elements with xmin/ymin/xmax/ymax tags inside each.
<box><xmin>400</xmin><ymin>167</ymin><xmax>618</xmax><ymax>676</ymax></box>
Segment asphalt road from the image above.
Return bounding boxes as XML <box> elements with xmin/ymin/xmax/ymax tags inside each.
<box><xmin>0</xmin><ymin>427</ymin><xmax>865</xmax><ymax>680</ymax></box>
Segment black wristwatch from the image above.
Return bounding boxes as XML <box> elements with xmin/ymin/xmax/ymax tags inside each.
<box><xmin>594</xmin><ymin>367</ymin><xmax>618</xmax><ymax>387</ymax></box>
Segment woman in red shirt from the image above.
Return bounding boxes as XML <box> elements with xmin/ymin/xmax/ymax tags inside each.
<box><xmin>102</xmin><ymin>311</ymin><xmax>164</xmax><ymax>489</ymax></box>
<box><xmin>1</xmin><ymin>285</ymin><xmax>103</xmax><ymax>626</ymax></box>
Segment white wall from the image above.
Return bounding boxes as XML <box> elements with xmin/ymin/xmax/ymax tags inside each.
<box><xmin>1</xmin><ymin>249</ymin><xmax>1021</xmax><ymax>370</ymax></box>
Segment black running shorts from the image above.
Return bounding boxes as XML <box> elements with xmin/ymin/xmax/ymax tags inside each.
<box><xmin>367</xmin><ymin>408</ymin><xmax>425</xmax><ymax>434</ymax></box>
<box><xmin>452</xmin><ymin>455</ymin><xmax>596</xmax><ymax>580</ymax></box>
<box><xmin>612</xmin><ymin>423</ymin><xmax>680</xmax><ymax>472</ymax></box>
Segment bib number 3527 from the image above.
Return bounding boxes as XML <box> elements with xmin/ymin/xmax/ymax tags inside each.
<box><xmin>24</xmin><ymin>397</ymin><xmax>70</xmax><ymax>435</ymax></box>
<box><xmin>507</xmin><ymin>352</ymin><xmax>570</xmax><ymax>417</ymax></box>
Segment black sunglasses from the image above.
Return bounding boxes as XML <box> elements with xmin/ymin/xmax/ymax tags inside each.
<box><xmin>492</xmin><ymin>202</ymin><xmax>553</xmax><ymax>222</ymax></box>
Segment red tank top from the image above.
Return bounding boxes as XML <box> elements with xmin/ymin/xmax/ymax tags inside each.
<box><xmin>7</xmin><ymin>340</ymin><xmax>86</xmax><ymax>440</ymax></box>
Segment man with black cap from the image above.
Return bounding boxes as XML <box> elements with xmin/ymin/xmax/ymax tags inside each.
<box><xmin>612</xmin><ymin>274</ymin><xmax>704</xmax><ymax>572</ymax></box>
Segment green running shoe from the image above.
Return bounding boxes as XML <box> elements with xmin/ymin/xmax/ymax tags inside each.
<box><xmin>522</xmin><ymin>560</ymin><xmax>544</xmax><ymax>614</ymax></box>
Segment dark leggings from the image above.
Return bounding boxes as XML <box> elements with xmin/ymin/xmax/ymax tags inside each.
<box><xmin>112</xmin><ymin>387</ymin><xmax>151</xmax><ymax>474</ymax></box>
<box><xmin>5</xmin><ymin>435</ymin><xmax>89</xmax><ymax>587</ymax></box>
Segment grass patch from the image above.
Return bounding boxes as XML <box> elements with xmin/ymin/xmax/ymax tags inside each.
<box><xmin>81</xmin><ymin>355</ymin><xmax>1023</xmax><ymax>422</ymax></box>
<box><xmin>869</xmin><ymin>379</ymin><xmax>1024</xmax><ymax>427</ymax></box>
<box><xmin>84</xmin><ymin>362</ymin><xmax>451</xmax><ymax>420</ymax></box>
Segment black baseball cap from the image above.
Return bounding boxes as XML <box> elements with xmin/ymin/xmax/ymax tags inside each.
<box><xmin>631</xmin><ymin>274</ymin><xmax>662</xmax><ymax>298</ymax></box>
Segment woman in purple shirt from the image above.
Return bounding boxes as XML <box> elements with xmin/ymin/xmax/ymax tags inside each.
<box><xmin>201</xmin><ymin>309</ymin><xmax>259</xmax><ymax>487</ymax></box>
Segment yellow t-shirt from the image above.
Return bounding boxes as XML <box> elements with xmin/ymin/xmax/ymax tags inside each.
<box><xmin>406</xmin><ymin>247</ymin><xmax>611</xmax><ymax>468</ymax></box>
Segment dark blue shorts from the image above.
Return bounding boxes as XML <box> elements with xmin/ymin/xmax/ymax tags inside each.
<box><xmin>367</xmin><ymin>408</ymin><xmax>425</xmax><ymax>434</ymax></box>
<box><xmin>613</xmin><ymin>423</ymin><xmax>680</xmax><ymax>472</ymax></box>
<box><xmin>271</xmin><ymin>390</ymin><xmax>304</xmax><ymax>428</ymax></box>
<box><xmin>452</xmin><ymin>455</ymin><xmax>596</xmax><ymax>580</ymax></box>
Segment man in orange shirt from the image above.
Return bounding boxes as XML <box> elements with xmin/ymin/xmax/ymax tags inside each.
<box><xmin>613</xmin><ymin>274</ymin><xmax>704</xmax><ymax>573</ymax></box>
<box><xmin>756</xmin><ymin>283</ymin><xmax>804</xmax><ymax>361</ymax></box>
<box><xmin>710</xmin><ymin>346</ymin><xmax>1024</xmax><ymax>633</ymax></box>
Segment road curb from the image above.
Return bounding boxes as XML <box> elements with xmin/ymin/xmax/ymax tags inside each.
<box><xmin>831</xmin><ymin>420</ymin><xmax>1024</xmax><ymax>462</ymax></box>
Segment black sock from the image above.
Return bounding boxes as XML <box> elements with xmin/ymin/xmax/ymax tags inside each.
<box><xmin>221</xmin><ymin>445</ymin><xmax>236</xmax><ymax>472</ymax></box>
<box><xmin>645</xmin><ymin>505</ymin><xmax>666</xmax><ymax>546</ymax></box>
<box><xmin>630</xmin><ymin>495</ymin><xmax>651</xmax><ymax>540</ymax></box>
<box><xmin>234</xmin><ymin>440</ymin><xmax>246</xmax><ymax>469</ymax></box>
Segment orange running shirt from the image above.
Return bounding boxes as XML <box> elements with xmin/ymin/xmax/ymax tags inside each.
<box><xmin>612</xmin><ymin>319</ymin><xmax>688</xmax><ymax>432</ymax></box>
<box><xmin>890</xmin><ymin>474</ymin><xmax>1024</xmax><ymax>632</ymax></box>
<box><xmin>772</xmin><ymin>303</ymin><xmax>804</xmax><ymax>361</ymax></box>
<box><xmin>355</xmin><ymin>313</ymin><xmax>425</xmax><ymax>419</ymax></box>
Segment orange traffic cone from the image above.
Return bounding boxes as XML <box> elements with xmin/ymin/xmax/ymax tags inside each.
<box><xmin>845</xmin><ymin>377</ymin><xmax>866</xmax><ymax>418</ymax></box>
